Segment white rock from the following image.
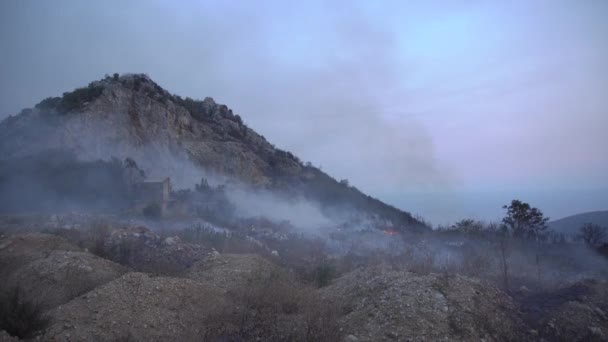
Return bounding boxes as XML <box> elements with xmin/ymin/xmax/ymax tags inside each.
<box><xmin>589</xmin><ymin>326</ymin><xmax>604</xmax><ymax>338</ymax></box>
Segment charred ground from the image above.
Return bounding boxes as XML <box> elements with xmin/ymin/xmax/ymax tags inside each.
<box><xmin>0</xmin><ymin>75</ymin><xmax>607</xmax><ymax>341</ymax></box>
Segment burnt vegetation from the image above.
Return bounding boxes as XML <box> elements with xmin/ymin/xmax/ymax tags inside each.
<box><xmin>0</xmin><ymin>150</ymin><xmax>140</xmax><ymax>213</ymax></box>
<box><xmin>201</xmin><ymin>271</ymin><xmax>341</xmax><ymax>342</ymax></box>
<box><xmin>1</xmin><ymin>74</ymin><xmax>607</xmax><ymax>340</ymax></box>
<box><xmin>0</xmin><ymin>287</ymin><xmax>49</xmax><ymax>339</ymax></box>
<box><xmin>1</xmin><ymin>195</ymin><xmax>607</xmax><ymax>340</ymax></box>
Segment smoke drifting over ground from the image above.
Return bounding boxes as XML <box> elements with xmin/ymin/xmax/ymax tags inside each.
<box><xmin>225</xmin><ymin>188</ymin><xmax>334</xmax><ymax>232</ymax></box>
<box><xmin>0</xmin><ymin>150</ymin><xmax>134</xmax><ymax>213</ymax></box>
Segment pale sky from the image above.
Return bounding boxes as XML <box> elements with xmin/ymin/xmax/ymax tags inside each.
<box><xmin>1</xmin><ymin>0</ymin><xmax>607</xmax><ymax>224</ymax></box>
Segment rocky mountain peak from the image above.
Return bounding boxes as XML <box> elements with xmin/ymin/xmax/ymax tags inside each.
<box><xmin>0</xmin><ymin>73</ymin><xmax>427</xmax><ymax>231</ymax></box>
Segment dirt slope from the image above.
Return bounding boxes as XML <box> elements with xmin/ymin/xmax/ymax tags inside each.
<box><xmin>0</xmin><ymin>233</ymin><xmax>80</xmax><ymax>278</ymax></box>
<box><xmin>43</xmin><ymin>272</ymin><xmax>227</xmax><ymax>342</ymax></box>
<box><xmin>520</xmin><ymin>279</ymin><xmax>608</xmax><ymax>341</ymax></box>
<box><xmin>187</xmin><ymin>253</ymin><xmax>280</xmax><ymax>292</ymax></box>
<box><xmin>0</xmin><ymin>234</ymin><xmax>125</xmax><ymax>311</ymax></box>
<box><xmin>321</xmin><ymin>267</ymin><xmax>523</xmax><ymax>341</ymax></box>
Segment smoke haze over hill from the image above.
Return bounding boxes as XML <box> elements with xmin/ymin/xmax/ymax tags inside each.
<box><xmin>1</xmin><ymin>0</ymin><xmax>607</xmax><ymax>223</ymax></box>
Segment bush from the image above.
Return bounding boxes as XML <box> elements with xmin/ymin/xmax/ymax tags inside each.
<box><xmin>89</xmin><ymin>220</ymin><xmax>112</xmax><ymax>258</ymax></box>
<box><xmin>143</xmin><ymin>202</ymin><xmax>162</xmax><ymax>219</ymax></box>
<box><xmin>35</xmin><ymin>96</ymin><xmax>62</xmax><ymax>110</ymax></box>
<box><xmin>314</xmin><ymin>263</ymin><xmax>337</xmax><ymax>288</ymax></box>
<box><xmin>0</xmin><ymin>287</ymin><xmax>49</xmax><ymax>339</ymax></box>
<box><xmin>178</xmin><ymin>224</ymin><xmax>227</xmax><ymax>249</ymax></box>
<box><xmin>201</xmin><ymin>271</ymin><xmax>341</xmax><ymax>341</ymax></box>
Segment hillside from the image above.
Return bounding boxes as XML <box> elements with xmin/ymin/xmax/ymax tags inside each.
<box><xmin>2</xmin><ymin>228</ymin><xmax>606</xmax><ymax>341</ymax></box>
<box><xmin>548</xmin><ymin>211</ymin><xmax>608</xmax><ymax>236</ymax></box>
<box><xmin>0</xmin><ymin>73</ymin><xmax>426</xmax><ymax>232</ymax></box>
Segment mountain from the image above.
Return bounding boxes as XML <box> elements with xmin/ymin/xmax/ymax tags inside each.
<box><xmin>548</xmin><ymin>210</ymin><xmax>608</xmax><ymax>236</ymax></box>
<box><xmin>0</xmin><ymin>73</ymin><xmax>427</xmax><ymax>232</ymax></box>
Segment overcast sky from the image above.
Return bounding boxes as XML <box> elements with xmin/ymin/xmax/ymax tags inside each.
<box><xmin>1</xmin><ymin>0</ymin><xmax>607</xmax><ymax>224</ymax></box>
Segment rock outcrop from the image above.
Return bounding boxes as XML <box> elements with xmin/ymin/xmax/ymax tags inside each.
<box><xmin>0</xmin><ymin>74</ymin><xmax>426</xmax><ymax>232</ymax></box>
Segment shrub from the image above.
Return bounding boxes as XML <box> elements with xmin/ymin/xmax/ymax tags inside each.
<box><xmin>143</xmin><ymin>202</ymin><xmax>162</xmax><ymax>219</ymax></box>
<box><xmin>314</xmin><ymin>263</ymin><xmax>337</xmax><ymax>288</ymax></box>
<box><xmin>0</xmin><ymin>287</ymin><xmax>49</xmax><ymax>339</ymax></box>
<box><xmin>89</xmin><ymin>220</ymin><xmax>112</xmax><ymax>258</ymax></box>
<box><xmin>179</xmin><ymin>224</ymin><xmax>214</xmax><ymax>244</ymax></box>
<box><xmin>115</xmin><ymin>238</ymin><xmax>137</xmax><ymax>266</ymax></box>
<box><xmin>579</xmin><ymin>222</ymin><xmax>607</xmax><ymax>247</ymax></box>
<box><xmin>55</xmin><ymin>84</ymin><xmax>104</xmax><ymax>113</ymax></box>
<box><xmin>35</xmin><ymin>96</ymin><xmax>62</xmax><ymax>110</ymax></box>
<box><xmin>201</xmin><ymin>270</ymin><xmax>340</xmax><ymax>341</ymax></box>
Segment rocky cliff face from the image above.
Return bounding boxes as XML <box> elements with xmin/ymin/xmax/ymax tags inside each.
<box><xmin>0</xmin><ymin>74</ymin><xmax>426</xmax><ymax>231</ymax></box>
<box><xmin>0</xmin><ymin>74</ymin><xmax>293</xmax><ymax>187</ymax></box>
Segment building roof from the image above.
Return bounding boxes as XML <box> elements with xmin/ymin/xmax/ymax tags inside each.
<box><xmin>141</xmin><ymin>177</ymin><xmax>170</xmax><ymax>184</ymax></box>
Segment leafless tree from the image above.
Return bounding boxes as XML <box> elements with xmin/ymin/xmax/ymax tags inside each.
<box><xmin>579</xmin><ymin>222</ymin><xmax>607</xmax><ymax>247</ymax></box>
<box><xmin>498</xmin><ymin>233</ymin><xmax>511</xmax><ymax>290</ymax></box>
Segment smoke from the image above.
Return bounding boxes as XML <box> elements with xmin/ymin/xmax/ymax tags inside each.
<box><xmin>0</xmin><ymin>105</ymin><xmax>378</xmax><ymax>231</ymax></box>
<box><xmin>0</xmin><ymin>0</ymin><xmax>455</xmax><ymax>198</ymax></box>
<box><xmin>0</xmin><ymin>108</ymin><xmax>207</xmax><ymax>190</ymax></box>
<box><xmin>225</xmin><ymin>187</ymin><xmax>335</xmax><ymax>233</ymax></box>
<box><xmin>189</xmin><ymin>1</ymin><xmax>454</xmax><ymax>193</ymax></box>
<box><xmin>0</xmin><ymin>150</ymin><xmax>133</xmax><ymax>213</ymax></box>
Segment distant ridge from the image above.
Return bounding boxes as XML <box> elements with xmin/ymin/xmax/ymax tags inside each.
<box><xmin>548</xmin><ymin>210</ymin><xmax>608</xmax><ymax>236</ymax></box>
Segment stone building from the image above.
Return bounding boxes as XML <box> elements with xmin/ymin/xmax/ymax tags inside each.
<box><xmin>133</xmin><ymin>177</ymin><xmax>171</xmax><ymax>216</ymax></box>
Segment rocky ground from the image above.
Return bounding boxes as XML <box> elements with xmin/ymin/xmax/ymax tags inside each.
<box><xmin>186</xmin><ymin>253</ymin><xmax>281</xmax><ymax>292</ymax></box>
<box><xmin>43</xmin><ymin>273</ymin><xmax>227</xmax><ymax>341</ymax></box>
<box><xmin>321</xmin><ymin>267</ymin><xmax>524</xmax><ymax>342</ymax></box>
<box><xmin>1</xmin><ymin>229</ymin><xmax>607</xmax><ymax>341</ymax></box>
<box><xmin>99</xmin><ymin>225</ymin><xmax>209</xmax><ymax>276</ymax></box>
<box><xmin>518</xmin><ymin>279</ymin><xmax>608</xmax><ymax>341</ymax></box>
<box><xmin>0</xmin><ymin>232</ymin><xmax>126</xmax><ymax>311</ymax></box>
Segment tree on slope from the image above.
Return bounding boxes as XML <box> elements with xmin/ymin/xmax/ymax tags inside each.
<box><xmin>501</xmin><ymin>200</ymin><xmax>549</xmax><ymax>241</ymax></box>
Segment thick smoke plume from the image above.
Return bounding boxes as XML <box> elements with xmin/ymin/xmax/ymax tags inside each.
<box><xmin>0</xmin><ymin>1</ymin><xmax>455</xmax><ymax>197</ymax></box>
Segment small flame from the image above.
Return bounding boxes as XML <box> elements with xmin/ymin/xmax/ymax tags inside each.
<box><xmin>383</xmin><ymin>229</ymin><xmax>398</xmax><ymax>236</ymax></box>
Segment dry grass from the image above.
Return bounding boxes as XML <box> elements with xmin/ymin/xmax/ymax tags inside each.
<box><xmin>201</xmin><ymin>269</ymin><xmax>341</xmax><ymax>342</ymax></box>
